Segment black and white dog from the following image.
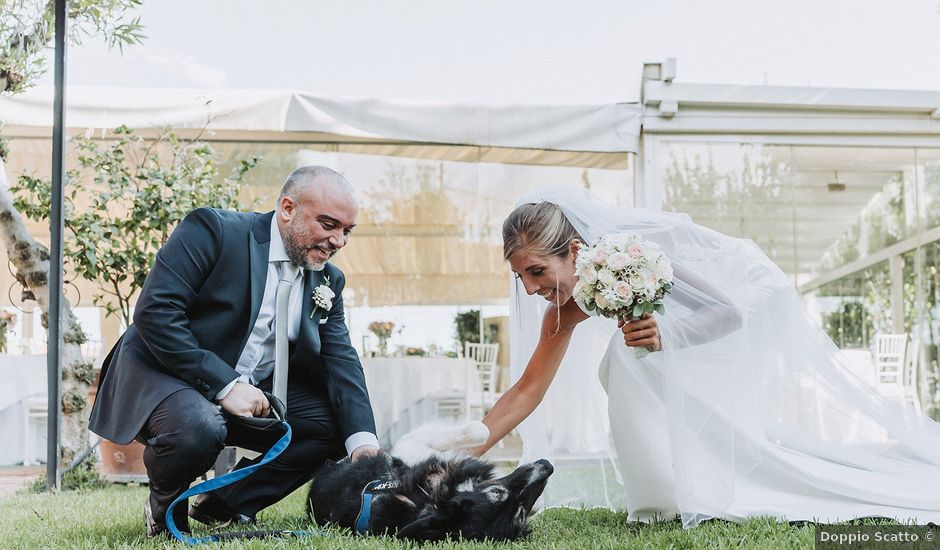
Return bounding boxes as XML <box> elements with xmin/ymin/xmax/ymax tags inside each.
<box><xmin>306</xmin><ymin>422</ymin><xmax>554</xmax><ymax>541</ymax></box>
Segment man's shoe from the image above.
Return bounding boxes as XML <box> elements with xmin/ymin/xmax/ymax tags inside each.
<box><xmin>145</xmin><ymin>495</ymin><xmax>190</xmax><ymax>538</ymax></box>
<box><xmin>144</xmin><ymin>497</ymin><xmax>165</xmax><ymax>538</ymax></box>
<box><xmin>189</xmin><ymin>493</ymin><xmax>255</xmax><ymax>527</ymax></box>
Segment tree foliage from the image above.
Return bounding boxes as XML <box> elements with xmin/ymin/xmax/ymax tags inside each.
<box><xmin>0</xmin><ymin>0</ymin><xmax>144</xmax><ymax>94</ymax></box>
<box><xmin>12</xmin><ymin>125</ymin><xmax>258</xmax><ymax>326</ymax></box>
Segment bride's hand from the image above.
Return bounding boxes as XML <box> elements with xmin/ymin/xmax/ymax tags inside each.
<box><xmin>618</xmin><ymin>313</ymin><xmax>662</xmax><ymax>352</ymax></box>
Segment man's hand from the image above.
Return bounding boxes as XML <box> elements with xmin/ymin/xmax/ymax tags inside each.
<box><xmin>219</xmin><ymin>382</ymin><xmax>270</xmax><ymax>417</ymax></box>
<box><xmin>618</xmin><ymin>313</ymin><xmax>662</xmax><ymax>352</ymax></box>
<box><xmin>350</xmin><ymin>445</ymin><xmax>380</xmax><ymax>462</ymax></box>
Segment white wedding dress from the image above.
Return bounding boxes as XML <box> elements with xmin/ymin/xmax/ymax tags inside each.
<box><xmin>509</xmin><ymin>186</ymin><xmax>940</xmax><ymax>527</ymax></box>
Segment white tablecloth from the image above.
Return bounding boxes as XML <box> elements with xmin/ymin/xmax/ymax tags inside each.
<box><xmin>362</xmin><ymin>357</ymin><xmax>479</xmax><ymax>446</ymax></box>
<box><xmin>0</xmin><ymin>354</ymin><xmax>48</xmax><ymax>465</ymax></box>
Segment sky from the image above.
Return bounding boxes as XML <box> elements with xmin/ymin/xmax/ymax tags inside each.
<box><xmin>43</xmin><ymin>0</ymin><xmax>940</xmax><ymax>104</ymax></box>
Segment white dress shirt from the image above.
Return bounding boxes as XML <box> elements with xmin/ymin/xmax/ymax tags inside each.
<box><xmin>216</xmin><ymin>217</ymin><xmax>378</xmax><ymax>455</ymax></box>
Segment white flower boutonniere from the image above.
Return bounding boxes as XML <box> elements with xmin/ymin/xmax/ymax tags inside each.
<box><xmin>310</xmin><ymin>276</ymin><xmax>335</xmax><ymax>319</ymax></box>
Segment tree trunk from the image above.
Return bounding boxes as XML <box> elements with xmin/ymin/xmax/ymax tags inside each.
<box><xmin>0</xmin><ymin>157</ymin><xmax>90</xmax><ymax>467</ymax></box>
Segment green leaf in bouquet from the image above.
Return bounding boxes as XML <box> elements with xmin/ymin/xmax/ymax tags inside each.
<box><xmin>632</xmin><ymin>304</ymin><xmax>644</xmax><ymax>318</ymax></box>
<box><xmin>654</xmin><ymin>303</ymin><xmax>665</xmax><ymax>315</ymax></box>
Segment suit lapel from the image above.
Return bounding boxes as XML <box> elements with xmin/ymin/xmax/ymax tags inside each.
<box><xmin>238</xmin><ymin>211</ymin><xmax>274</xmax><ymax>355</ymax></box>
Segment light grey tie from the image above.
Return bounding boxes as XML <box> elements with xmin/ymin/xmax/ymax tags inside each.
<box><xmin>273</xmin><ymin>261</ymin><xmax>298</xmax><ymax>409</ymax></box>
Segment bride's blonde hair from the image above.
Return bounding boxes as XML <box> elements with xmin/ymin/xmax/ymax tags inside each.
<box><xmin>502</xmin><ymin>202</ymin><xmax>581</xmax><ymax>261</ymax></box>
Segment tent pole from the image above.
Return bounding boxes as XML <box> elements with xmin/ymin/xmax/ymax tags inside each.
<box><xmin>47</xmin><ymin>0</ymin><xmax>67</xmax><ymax>491</ymax></box>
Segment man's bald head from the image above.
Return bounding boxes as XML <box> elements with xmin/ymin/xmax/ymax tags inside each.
<box><xmin>278</xmin><ymin>166</ymin><xmax>355</xmax><ymax>208</ymax></box>
<box><xmin>276</xmin><ymin>166</ymin><xmax>358</xmax><ymax>271</ymax></box>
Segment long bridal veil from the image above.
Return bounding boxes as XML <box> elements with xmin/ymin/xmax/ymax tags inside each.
<box><xmin>508</xmin><ymin>186</ymin><xmax>940</xmax><ymax>525</ymax></box>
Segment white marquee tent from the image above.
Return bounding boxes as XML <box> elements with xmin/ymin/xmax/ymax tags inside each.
<box><xmin>1</xmin><ymin>86</ymin><xmax>642</xmax><ymax>167</ymax></box>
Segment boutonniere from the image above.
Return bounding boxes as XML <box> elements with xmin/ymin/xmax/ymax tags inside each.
<box><xmin>310</xmin><ymin>276</ymin><xmax>335</xmax><ymax>319</ymax></box>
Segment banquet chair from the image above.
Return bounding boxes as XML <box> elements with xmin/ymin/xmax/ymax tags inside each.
<box><xmin>22</xmin><ymin>393</ymin><xmax>47</xmax><ymax>466</ymax></box>
<box><xmin>433</xmin><ymin>393</ymin><xmax>469</xmax><ymax>419</ymax></box>
<box><xmin>464</xmin><ymin>342</ymin><xmax>500</xmax><ymax>418</ymax></box>
<box><xmin>902</xmin><ymin>337</ymin><xmax>923</xmax><ymax>412</ymax></box>
<box><xmin>873</xmin><ymin>333</ymin><xmax>911</xmax><ymax>406</ymax></box>
<box><xmin>874</xmin><ymin>334</ymin><xmax>907</xmax><ymax>385</ymax></box>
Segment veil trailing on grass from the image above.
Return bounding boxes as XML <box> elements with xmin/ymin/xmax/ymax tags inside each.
<box><xmin>509</xmin><ymin>185</ymin><xmax>940</xmax><ymax>525</ymax></box>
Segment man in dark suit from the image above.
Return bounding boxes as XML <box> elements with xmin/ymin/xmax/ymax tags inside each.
<box><xmin>89</xmin><ymin>166</ymin><xmax>378</xmax><ymax>537</ymax></box>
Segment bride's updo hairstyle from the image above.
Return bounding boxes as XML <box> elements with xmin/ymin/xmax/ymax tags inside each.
<box><xmin>502</xmin><ymin>201</ymin><xmax>582</xmax><ymax>261</ymax></box>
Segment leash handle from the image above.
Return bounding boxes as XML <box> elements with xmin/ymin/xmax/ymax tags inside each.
<box><xmin>165</xmin><ymin>422</ymin><xmax>300</xmax><ymax>544</ymax></box>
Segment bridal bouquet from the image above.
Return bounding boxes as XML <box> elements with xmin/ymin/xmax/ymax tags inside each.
<box><xmin>573</xmin><ymin>232</ymin><xmax>674</xmax><ymax>357</ymax></box>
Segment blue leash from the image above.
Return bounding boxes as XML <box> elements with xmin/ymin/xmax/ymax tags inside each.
<box><xmin>164</xmin><ymin>419</ymin><xmax>314</xmax><ymax>543</ymax></box>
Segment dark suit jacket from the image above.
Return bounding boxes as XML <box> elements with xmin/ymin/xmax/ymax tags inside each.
<box><xmin>89</xmin><ymin>208</ymin><xmax>376</xmax><ymax>444</ymax></box>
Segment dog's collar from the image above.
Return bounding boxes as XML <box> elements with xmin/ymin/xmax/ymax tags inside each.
<box><xmin>354</xmin><ymin>479</ymin><xmax>400</xmax><ymax>534</ymax></box>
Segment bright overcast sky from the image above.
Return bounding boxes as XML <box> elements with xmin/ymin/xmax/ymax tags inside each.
<box><xmin>43</xmin><ymin>0</ymin><xmax>940</xmax><ymax>103</ymax></box>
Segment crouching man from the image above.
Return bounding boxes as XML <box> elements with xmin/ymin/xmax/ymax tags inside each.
<box><xmin>89</xmin><ymin>166</ymin><xmax>379</xmax><ymax>537</ymax></box>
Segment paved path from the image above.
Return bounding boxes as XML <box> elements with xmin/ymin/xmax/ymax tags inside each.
<box><xmin>0</xmin><ymin>466</ymin><xmax>43</xmax><ymax>498</ymax></box>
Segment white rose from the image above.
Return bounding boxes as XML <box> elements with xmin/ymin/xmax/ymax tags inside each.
<box><xmin>579</xmin><ymin>267</ymin><xmax>598</xmax><ymax>284</ymax></box>
<box><xmin>318</xmin><ymin>286</ymin><xmax>336</xmax><ymax>301</ymax></box>
<box><xmin>595</xmin><ymin>293</ymin><xmax>610</xmax><ymax>309</ymax></box>
<box><xmin>592</xmin><ymin>248</ymin><xmax>608</xmax><ymax>265</ymax></box>
<box><xmin>628</xmin><ymin>272</ymin><xmax>645</xmax><ymax>290</ymax></box>
<box><xmin>597</xmin><ymin>269</ymin><xmax>616</xmax><ymax>286</ymax></box>
<box><xmin>573</xmin><ymin>280</ymin><xmax>588</xmax><ymax>298</ymax></box>
<box><xmin>606</xmin><ymin>252</ymin><xmax>629</xmax><ymax>271</ymax></box>
<box><xmin>581</xmin><ymin>289</ymin><xmax>595</xmax><ymax>306</ymax></box>
<box><xmin>653</xmin><ymin>261</ymin><xmax>673</xmax><ymax>283</ymax></box>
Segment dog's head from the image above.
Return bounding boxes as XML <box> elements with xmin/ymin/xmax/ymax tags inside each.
<box><xmin>394</xmin><ymin>458</ymin><xmax>554</xmax><ymax>542</ymax></box>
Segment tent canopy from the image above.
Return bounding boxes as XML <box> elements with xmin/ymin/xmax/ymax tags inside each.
<box><xmin>0</xmin><ymin>86</ymin><xmax>641</xmax><ymax>169</ymax></box>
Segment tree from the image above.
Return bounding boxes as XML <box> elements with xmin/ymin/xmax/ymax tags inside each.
<box><xmin>12</xmin><ymin>125</ymin><xmax>258</xmax><ymax>327</ymax></box>
<box><xmin>453</xmin><ymin>309</ymin><xmax>497</xmax><ymax>353</ymax></box>
<box><xmin>0</xmin><ymin>0</ymin><xmax>143</xmax><ymax>94</ymax></box>
<box><xmin>0</xmin><ymin>0</ymin><xmax>143</xmax><ymax>468</ymax></box>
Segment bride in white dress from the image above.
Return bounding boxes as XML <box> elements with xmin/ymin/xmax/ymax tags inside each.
<box><xmin>467</xmin><ymin>186</ymin><xmax>940</xmax><ymax>527</ymax></box>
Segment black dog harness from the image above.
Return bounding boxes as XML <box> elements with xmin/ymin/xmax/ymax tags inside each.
<box><xmin>354</xmin><ymin>479</ymin><xmax>401</xmax><ymax>534</ymax></box>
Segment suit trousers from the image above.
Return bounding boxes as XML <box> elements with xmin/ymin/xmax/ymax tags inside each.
<box><xmin>137</xmin><ymin>372</ymin><xmax>346</xmax><ymax>525</ymax></box>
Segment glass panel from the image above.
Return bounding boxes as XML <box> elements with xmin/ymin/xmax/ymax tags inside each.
<box><xmin>660</xmin><ymin>141</ymin><xmax>793</xmax><ymax>274</ymax></box>
<box><xmin>811</xmin><ymin>264</ymin><xmax>890</xmax><ymax>351</ymax></box>
<box><xmin>922</xmin><ymin>241</ymin><xmax>940</xmax><ymax>417</ymax></box>
<box><xmin>657</xmin><ymin>141</ymin><xmax>920</xmax><ymax>287</ymax></box>
<box><xmin>209</xmin><ymin>140</ymin><xmax>634</xmax><ymax>358</ymax></box>
<box><xmin>919</xmin><ymin>149</ymin><xmax>940</xmax><ymax>230</ymax></box>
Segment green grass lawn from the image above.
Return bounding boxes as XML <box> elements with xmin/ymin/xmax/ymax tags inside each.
<box><xmin>0</xmin><ymin>483</ymin><xmax>822</xmax><ymax>549</ymax></box>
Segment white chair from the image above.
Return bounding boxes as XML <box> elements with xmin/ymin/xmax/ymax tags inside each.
<box><xmin>22</xmin><ymin>393</ymin><xmax>48</xmax><ymax>465</ymax></box>
<box><xmin>873</xmin><ymin>333</ymin><xmax>908</xmax><ymax>388</ymax></box>
<box><xmin>433</xmin><ymin>393</ymin><xmax>469</xmax><ymax>419</ymax></box>
<box><xmin>903</xmin><ymin>338</ymin><xmax>923</xmax><ymax>412</ymax></box>
<box><xmin>464</xmin><ymin>342</ymin><xmax>500</xmax><ymax>414</ymax></box>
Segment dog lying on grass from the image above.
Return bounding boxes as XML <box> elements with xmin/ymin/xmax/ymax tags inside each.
<box><xmin>306</xmin><ymin>421</ymin><xmax>554</xmax><ymax>541</ymax></box>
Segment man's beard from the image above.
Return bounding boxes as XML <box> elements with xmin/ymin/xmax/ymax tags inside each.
<box><xmin>283</xmin><ymin>229</ymin><xmax>335</xmax><ymax>271</ymax></box>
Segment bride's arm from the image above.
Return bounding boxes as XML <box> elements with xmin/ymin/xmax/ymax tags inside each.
<box><xmin>466</xmin><ymin>299</ymin><xmax>588</xmax><ymax>457</ymax></box>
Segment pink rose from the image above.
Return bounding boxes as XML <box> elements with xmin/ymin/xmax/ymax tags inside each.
<box><xmin>614</xmin><ymin>281</ymin><xmax>633</xmax><ymax>300</ymax></box>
